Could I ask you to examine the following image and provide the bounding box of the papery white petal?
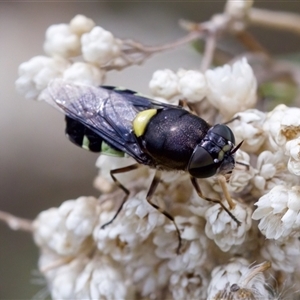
[70,15,95,35]
[205,58,257,119]
[178,70,207,103]
[44,24,81,58]
[149,69,179,99]
[63,62,104,86]
[15,56,70,100]
[81,26,121,65]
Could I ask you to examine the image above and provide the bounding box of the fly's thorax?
[137,108,210,170]
[187,124,236,178]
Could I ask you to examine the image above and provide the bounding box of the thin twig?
[123,30,204,54]
[249,8,300,35]
[0,210,33,232]
[200,32,217,71]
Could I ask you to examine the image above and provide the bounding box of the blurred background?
[1,1,300,299]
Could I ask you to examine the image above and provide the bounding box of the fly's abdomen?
[137,108,210,170]
[65,116,124,157]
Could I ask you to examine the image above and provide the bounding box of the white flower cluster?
[149,58,257,119]
[16,14,300,300]
[252,185,300,241]
[15,15,122,101]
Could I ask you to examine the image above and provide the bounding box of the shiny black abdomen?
[140,108,210,170]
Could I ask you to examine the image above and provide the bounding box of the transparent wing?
[48,79,151,163]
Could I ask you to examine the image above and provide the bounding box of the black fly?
[48,79,242,253]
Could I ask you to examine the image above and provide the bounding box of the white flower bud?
[263,104,300,150]
[63,62,104,86]
[205,201,252,252]
[124,243,169,297]
[177,70,207,103]
[81,26,121,66]
[252,150,299,197]
[78,256,132,300]
[170,267,209,300]
[15,55,70,100]
[286,137,300,176]
[231,109,266,153]
[94,192,165,260]
[44,24,81,58]
[228,150,255,193]
[261,238,300,273]
[46,254,133,300]
[205,58,257,119]
[33,196,99,256]
[252,185,300,241]
[60,197,100,236]
[149,69,179,99]
[69,15,95,35]
[155,215,208,271]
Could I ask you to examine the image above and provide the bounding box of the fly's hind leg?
[190,176,241,226]
[146,171,182,254]
[101,163,139,229]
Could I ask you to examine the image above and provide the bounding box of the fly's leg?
[223,116,240,125]
[146,171,182,254]
[179,99,192,110]
[190,176,241,226]
[101,164,139,229]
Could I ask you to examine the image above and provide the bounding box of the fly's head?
[187,124,242,179]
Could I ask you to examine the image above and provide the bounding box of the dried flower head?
[252,185,300,241]
[207,259,272,300]
[205,58,257,119]
[177,69,207,103]
[81,26,122,66]
[149,69,179,99]
[44,24,81,58]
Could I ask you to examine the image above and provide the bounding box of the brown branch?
[249,8,300,35]
[0,210,33,232]
[235,30,269,54]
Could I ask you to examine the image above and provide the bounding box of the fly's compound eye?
[187,145,219,178]
[188,124,237,178]
[210,124,235,145]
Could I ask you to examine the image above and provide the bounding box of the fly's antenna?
[230,141,251,170]
[230,140,243,155]
[236,161,250,170]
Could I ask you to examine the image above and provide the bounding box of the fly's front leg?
[190,176,241,226]
[101,164,139,229]
[146,171,182,254]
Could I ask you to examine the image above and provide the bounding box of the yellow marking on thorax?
[133,109,157,137]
